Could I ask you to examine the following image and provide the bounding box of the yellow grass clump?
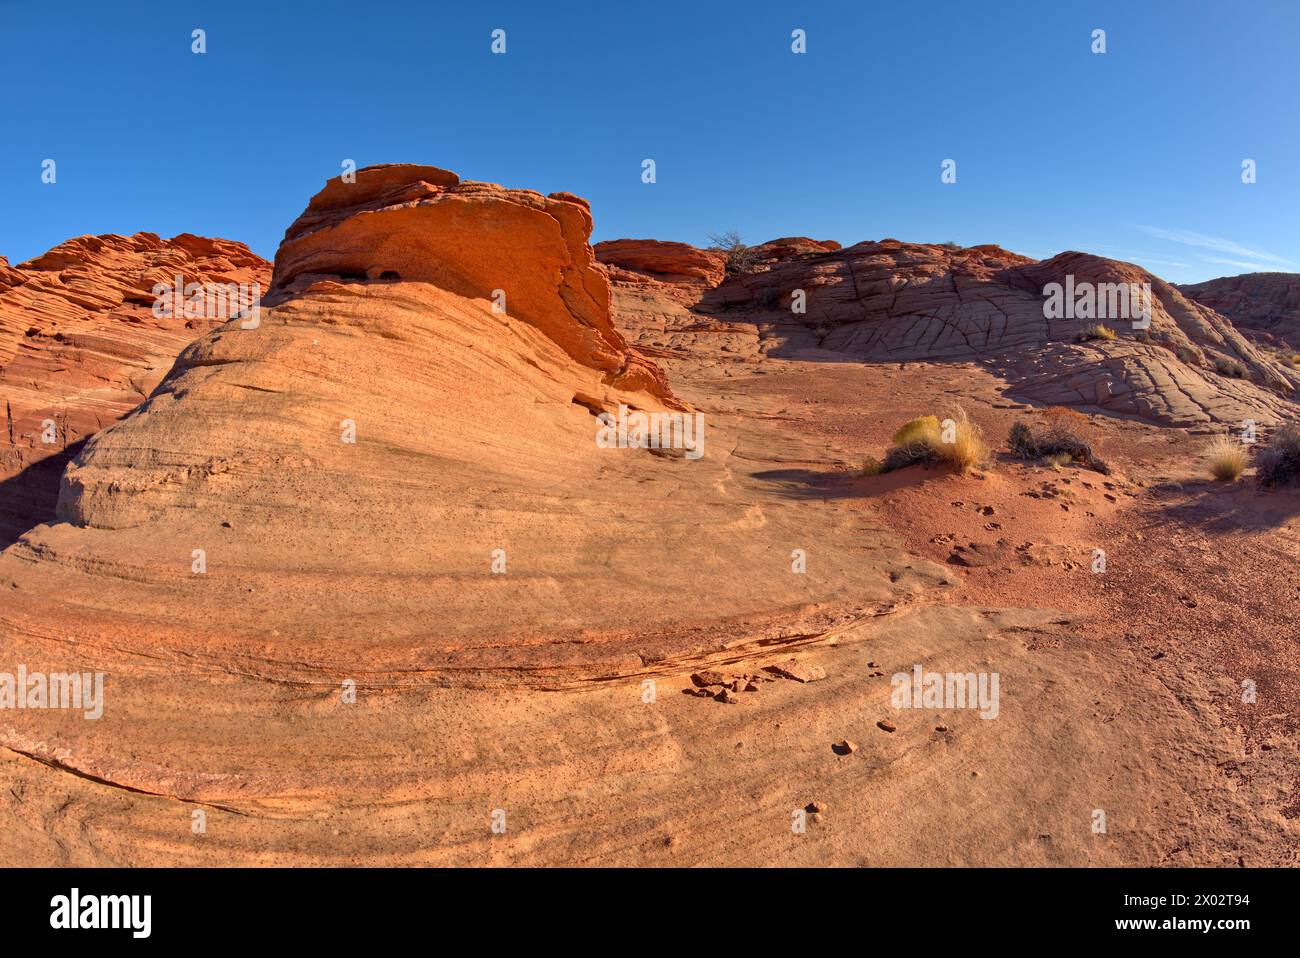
[1206,437,1247,482]
[891,415,941,446]
[1077,323,1117,342]
[881,407,987,474]
[934,407,988,473]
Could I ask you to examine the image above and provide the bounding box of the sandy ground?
[2,342,1295,866]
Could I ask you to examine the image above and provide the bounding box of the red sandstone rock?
[646,239,1295,427]
[272,164,679,406]
[0,232,270,542]
[1181,272,1300,345]
[595,239,727,288]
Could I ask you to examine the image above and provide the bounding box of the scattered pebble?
[877,720,897,733]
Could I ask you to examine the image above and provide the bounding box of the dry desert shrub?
[1205,437,1248,482]
[1007,407,1110,474]
[1076,323,1117,342]
[1214,356,1248,378]
[878,407,987,474]
[1256,424,1300,487]
[937,407,988,473]
[706,229,761,277]
[891,415,941,446]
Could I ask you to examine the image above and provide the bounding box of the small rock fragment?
[877,719,897,733]
[767,660,827,683]
[691,670,730,688]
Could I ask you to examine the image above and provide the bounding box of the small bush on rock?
[1077,323,1117,342]
[1214,357,1247,378]
[706,230,761,277]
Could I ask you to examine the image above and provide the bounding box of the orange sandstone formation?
[1,168,1295,869]
[271,164,678,406]
[0,232,270,544]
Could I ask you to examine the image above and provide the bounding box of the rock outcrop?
[5,165,937,689]
[271,164,676,404]
[0,232,270,544]
[1181,272,1300,345]
[595,239,727,290]
[2,168,1294,870]
[605,237,1296,427]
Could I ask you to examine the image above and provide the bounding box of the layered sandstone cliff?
[1181,271,1300,345]
[0,232,270,544]
[2,168,1294,868]
[603,237,1295,428]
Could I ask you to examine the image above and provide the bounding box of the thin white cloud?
[1201,257,1280,272]
[1131,258,1194,270]
[1076,244,1192,270]
[1134,226,1291,266]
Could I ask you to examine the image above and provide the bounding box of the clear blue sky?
[2,0,1296,283]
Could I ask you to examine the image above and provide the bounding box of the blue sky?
[1,0,1296,283]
